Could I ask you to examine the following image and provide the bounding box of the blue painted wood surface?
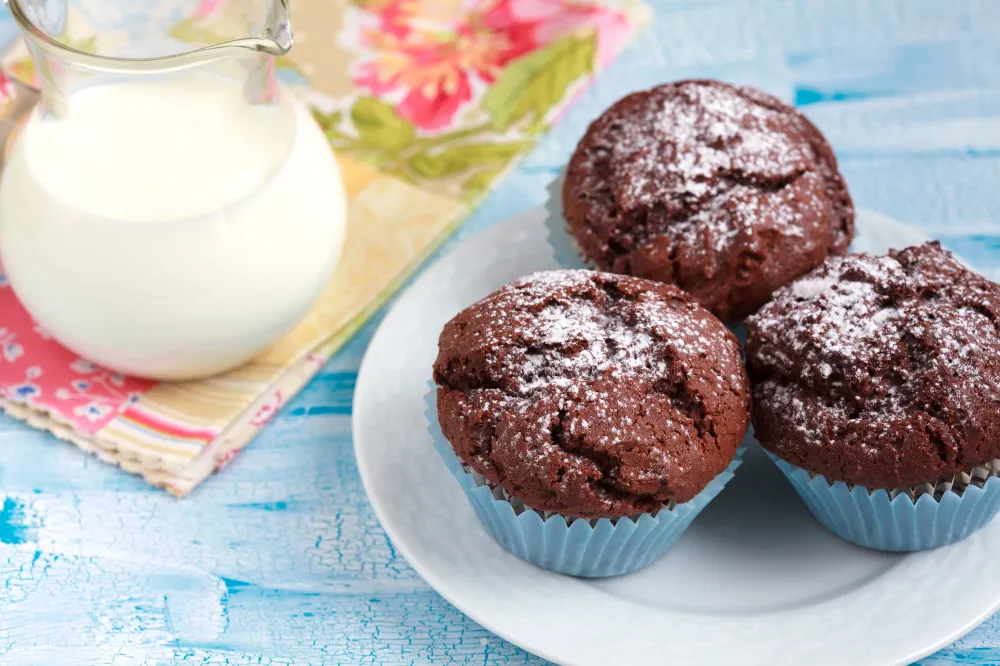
[3,1,1000,663]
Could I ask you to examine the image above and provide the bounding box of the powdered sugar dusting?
[610,83,812,209]
[665,177,821,260]
[748,243,1000,453]
[566,80,848,319]
[474,269,738,397]
[435,269,751,516]
[754,254,903,367]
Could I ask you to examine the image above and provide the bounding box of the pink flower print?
[250,390,283,427]
[215,448,241,471]
[1,329,23,364]
[7,364,42,401]
[0,287,155,434]
[70,358,98,374]
[503,0,630,69]
[4,344,24,363]
[0,68,11,102]
[193,0,226,19]
[32,324,53,340]
[72,401,113,423]
[351,0,541,130]
[9,382,40,402]
[58,360,134,402]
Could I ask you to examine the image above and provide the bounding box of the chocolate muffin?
[747,242,1000,489]
[433,269,751,519]
[563,79,854,321]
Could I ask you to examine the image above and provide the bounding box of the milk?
[0,75,347,379]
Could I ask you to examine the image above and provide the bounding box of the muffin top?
[563,79,854,321]
[433,269,750,518]
[747,242,1000,489]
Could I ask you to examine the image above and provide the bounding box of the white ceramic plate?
[354,208,1000,666]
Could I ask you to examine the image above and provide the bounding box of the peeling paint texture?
[3,1,1000,663]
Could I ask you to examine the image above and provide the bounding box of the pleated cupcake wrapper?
[543,168,591,271]
[461,465,677,523]
[426,386,743,577]
[768,452,1000,552]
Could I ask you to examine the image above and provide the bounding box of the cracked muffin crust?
[433,269,751,519]
[562,79,854,321]
[747,242,1000,489]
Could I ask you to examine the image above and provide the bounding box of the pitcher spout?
[4,0,295,115]
[262,0,293,55]
[7,0,293,61]
[180,0,293,57]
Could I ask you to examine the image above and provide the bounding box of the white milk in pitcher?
[0,74,347,379]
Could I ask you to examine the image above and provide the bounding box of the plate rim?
[353,206,1000,666]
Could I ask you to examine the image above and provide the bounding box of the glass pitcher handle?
[5,0,67,37]
[4,0,70,120]
[0,77,41,168]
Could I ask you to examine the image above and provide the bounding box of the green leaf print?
[347,0,393,9]
[481,32,597,132]
[313,109,344,132]
[461,166,507,201]
[312,97,530,196]
[408,141,529,178]
[275,55,299,74]
[168,18,219,46]
[312,108,354,146]
[64,35,98,53]
[351,97,416,150]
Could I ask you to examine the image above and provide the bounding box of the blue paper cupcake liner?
[768,452,1000,552]
[542,168,589,270]
[426,387,744,577]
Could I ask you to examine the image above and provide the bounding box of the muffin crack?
[747,242,1000,488]
[614,167,813,264]
[564,79,855,320]
[434,269,751,517]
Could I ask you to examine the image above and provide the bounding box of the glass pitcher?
[0,0,348,380]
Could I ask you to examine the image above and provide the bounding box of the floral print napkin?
[0,0,648,495]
